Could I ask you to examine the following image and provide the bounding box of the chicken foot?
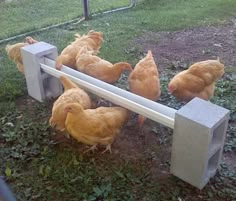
[102,144,112,154]
[83,144,98,153]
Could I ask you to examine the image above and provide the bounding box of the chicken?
[5,37,38,74]
[64,103,129,153]
[168,59,224,102]
[49,76,92,131]
[5,42,27,73]
[76,47,132,83]
[55,30,103,70]
[25,36,38,44]
[128,50,161,126]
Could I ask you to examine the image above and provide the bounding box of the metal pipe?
[41,57,176,128]
[92,0,136,16]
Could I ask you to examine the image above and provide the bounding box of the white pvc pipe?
[41,57,176,128]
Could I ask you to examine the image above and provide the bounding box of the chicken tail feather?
[59,76,78,91]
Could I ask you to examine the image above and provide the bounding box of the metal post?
[82,0,89,20]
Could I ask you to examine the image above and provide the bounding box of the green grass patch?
[0,0,130,39]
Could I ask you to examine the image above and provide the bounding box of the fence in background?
[0,0,136,44]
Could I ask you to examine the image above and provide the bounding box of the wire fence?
[0,0,136,44]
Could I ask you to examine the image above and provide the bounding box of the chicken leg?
[83,144,98,153]
[102,144,112,154]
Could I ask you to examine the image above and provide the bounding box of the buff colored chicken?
[64,103,129,153]
[55,30,103,70]
[49,76,92,131]
[75,47,132,83]
[128,50,161,126]
[25,36,38,44]
[168,59,224,102]
[5,36,38,74]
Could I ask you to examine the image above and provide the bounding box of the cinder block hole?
[207,149,221,173]
[211,120,226,146]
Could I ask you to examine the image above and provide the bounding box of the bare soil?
[134,20,236,71]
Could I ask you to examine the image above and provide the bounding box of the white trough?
[21,42,230,189]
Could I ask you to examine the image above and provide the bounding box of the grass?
[0,0,130,39]
[0,0,236,200]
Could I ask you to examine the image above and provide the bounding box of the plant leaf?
[5,166,12,177]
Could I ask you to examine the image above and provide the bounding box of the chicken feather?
[49,76,91,131]
[55,30,103,69]
[64,103,129,153]
[5,37,38,74]
[76,47,132,83]
[168,59,224,102]
[128,50,161,126]
[5,43,27,73]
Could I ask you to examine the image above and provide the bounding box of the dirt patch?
[134,21,236,71]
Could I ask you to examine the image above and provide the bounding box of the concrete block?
[170,97,230,189]
[21,42,62,102]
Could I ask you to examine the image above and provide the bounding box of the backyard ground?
[0,0,236,200]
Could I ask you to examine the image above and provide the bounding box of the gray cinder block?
[21,42,62,102]
[170,97,230,189]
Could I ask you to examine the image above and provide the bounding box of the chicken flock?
[6,30,225,153]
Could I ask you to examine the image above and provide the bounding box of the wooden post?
[82,0,89,20]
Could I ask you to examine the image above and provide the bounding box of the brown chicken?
[168,59,224,102]
[5,37,38,74]
[128,50,161,126]
[25,36,38,44]
[76,47,132,83]
[49,76,92,131]
[5,42,27,73]
[55,30,103,70]
[64,103,129,153]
